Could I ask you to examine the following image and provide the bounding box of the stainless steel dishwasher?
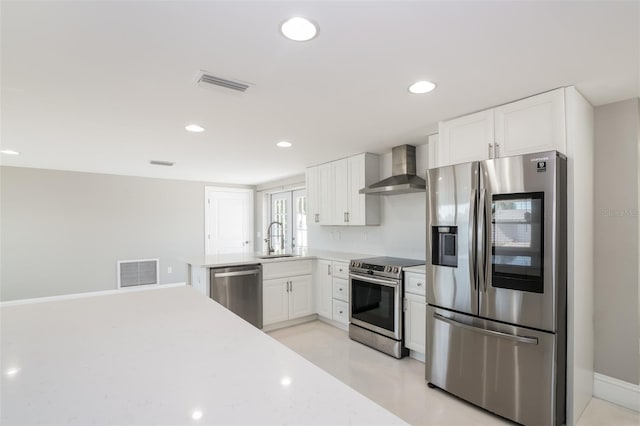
[210,264,263,329]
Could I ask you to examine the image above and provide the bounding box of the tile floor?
[269,320,640,426]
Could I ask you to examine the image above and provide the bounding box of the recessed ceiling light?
[6,367,20,376]
[185,124,204,133]
[1,150,20,155]
[280,17,318,41]
[281,376,292,386]
[408,80,436,94]
[191,410,203,420]
[276,141,292,148]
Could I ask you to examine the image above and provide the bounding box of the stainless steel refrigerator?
[425,151,566,425]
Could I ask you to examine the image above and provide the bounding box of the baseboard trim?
[262,314,318,332]
[593,373,640,412]
[317,315,349,331]
[409,350,425,363]
[0,282,187,307]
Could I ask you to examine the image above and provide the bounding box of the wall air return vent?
[195,70,252,92]
[117,259,159,289]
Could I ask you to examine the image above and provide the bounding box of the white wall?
[308,143,428,260]
[593,97,640,385]
[0,166,251,301]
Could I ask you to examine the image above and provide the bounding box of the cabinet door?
[314,260,333,319]
[495,88,566,157]
[332,158,349,225]
[306,166,320,225]
[318,163,334,225]
[405,292,426,354]
[347,154,366,225]
[439,109,494,166]
[427,133,440,169]
[289,275,313,320]
[263,278,289,326]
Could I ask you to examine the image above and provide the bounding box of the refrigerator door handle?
[433,313,539,345]
[469,189,478,290]
[478,188,489,292]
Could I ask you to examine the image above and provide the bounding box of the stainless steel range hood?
[359,144,426,195]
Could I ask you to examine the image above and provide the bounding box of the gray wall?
[594,97,640,384]
[0,166,248,301]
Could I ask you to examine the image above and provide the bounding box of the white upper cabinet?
[306,153,380,226]
[332,158,349,225]
[432,88,567,168]
[438,109,494,167]
[306,166,320,225]
[494,88,566,157]
[318,163,334,225]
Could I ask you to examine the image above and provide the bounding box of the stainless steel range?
[349,256,424,358]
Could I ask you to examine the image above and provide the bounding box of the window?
[269,189,307,251]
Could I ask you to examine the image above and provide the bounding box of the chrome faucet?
[264,221,284,254]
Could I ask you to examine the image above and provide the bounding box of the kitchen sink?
[256,254,297,259]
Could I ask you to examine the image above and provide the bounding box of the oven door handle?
[434,313,538,345]
[349,274,399,287]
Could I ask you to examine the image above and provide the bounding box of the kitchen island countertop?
[0,285,405,425]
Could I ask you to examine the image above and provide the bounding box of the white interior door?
[205,187,254,255]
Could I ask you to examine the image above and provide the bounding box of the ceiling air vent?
[195,70,251,92]
[118,259,159,289]
[150,160,175,167]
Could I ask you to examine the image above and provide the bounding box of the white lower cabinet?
[263,275,313,326]
[263,261,313,327]
[314,260,333,319]
[404,293,426,354]
[332,299,349,324]
[313,259,351,326]
[404,271,426,355]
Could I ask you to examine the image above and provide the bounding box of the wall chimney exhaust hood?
[359,144,426,195]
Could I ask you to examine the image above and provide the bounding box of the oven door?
[349,273,402,340]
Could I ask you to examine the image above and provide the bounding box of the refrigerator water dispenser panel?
[432,226,457,267]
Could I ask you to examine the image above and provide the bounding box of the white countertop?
[184,249,374,268]
[404,265,426,274]
[1,286,405,425]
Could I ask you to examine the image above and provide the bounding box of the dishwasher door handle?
[214,269,261,278]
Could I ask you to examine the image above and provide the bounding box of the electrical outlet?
[167,266,173,274]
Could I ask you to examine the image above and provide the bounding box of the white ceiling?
[1,1,638,185]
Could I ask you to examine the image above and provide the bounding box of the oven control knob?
[393,267,399,273]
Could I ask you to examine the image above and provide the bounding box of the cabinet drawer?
[332,299,349,325]
[405,272,426,296]
[332,277,349,302]
[262,259,312,279]
[332,261,349,279]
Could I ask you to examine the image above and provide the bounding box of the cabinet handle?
[417,282,423,287]
[403,297,408,312]
[286,281,289,292]
[315,213,319,223]
[339,310,343,314]
[346,212,350,223]
[495,143,499,157]
[343,212,347,223]
[328,265,331,275]
[488,143,493,159]
[339,288,343,292]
